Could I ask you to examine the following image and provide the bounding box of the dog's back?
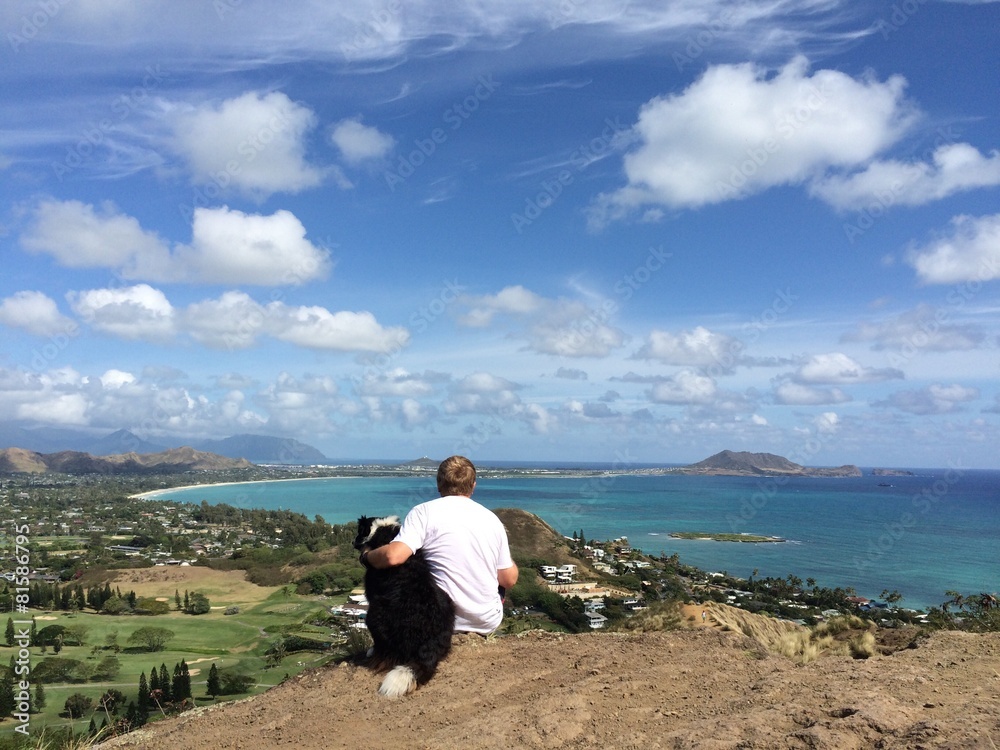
[354,516,456,697]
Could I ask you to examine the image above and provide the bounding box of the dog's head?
[353,515,401,552]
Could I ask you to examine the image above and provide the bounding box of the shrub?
[849,631,877,659]
[63,693,93,718]
[217,668,256,695]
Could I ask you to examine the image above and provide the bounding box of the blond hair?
[437,455,476,497]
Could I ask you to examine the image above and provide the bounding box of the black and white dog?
[353,515,455,698]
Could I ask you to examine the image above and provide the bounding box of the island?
[669,532,786,543]
[673,449,862,477]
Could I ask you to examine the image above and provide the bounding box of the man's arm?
[497,562,518,590]
[363,541,413,569]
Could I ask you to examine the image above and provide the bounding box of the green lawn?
[0,589,341,739]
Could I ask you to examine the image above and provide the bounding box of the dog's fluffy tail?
[379,665,417,698]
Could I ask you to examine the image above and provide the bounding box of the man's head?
[437,455,476,497]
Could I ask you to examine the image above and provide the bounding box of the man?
[361,455,518,634]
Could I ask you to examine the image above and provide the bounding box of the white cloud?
[458,286,626,358]
[179,207,331,286]
[812,143,1000,211]
[169,91,324,197]
[182,291,265,350]
[22,201,331,286]
[0,291,76,337]
[265,303,409,354]
[591,56,916,220]
[528,321,627,358]
[457,285,546,327]
[876,383,980,415]
[792,352,903,384]
[356,369,438,398]
[257,372,340,435]
[99,369,137,389]
[445,372,523,414]
[908,213,1000,284]
[331,117,395,165]
[648,370,717,404]
[634,326,738,367]
[22,200,171,274]
[774,381,852,405]
[68,284,175,342]
[814,411,840,433]
[842,304,985,351]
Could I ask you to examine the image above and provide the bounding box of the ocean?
[149,467,999,611]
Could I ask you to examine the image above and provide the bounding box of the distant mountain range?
[0,424,329,465]
[0,446,253,475]
[680,450,862,477]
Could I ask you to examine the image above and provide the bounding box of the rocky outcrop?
[679,450,861,477]
[0,446,253,474]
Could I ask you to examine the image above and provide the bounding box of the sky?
[1,1,999,468]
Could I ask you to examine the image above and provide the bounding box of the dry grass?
[614,601,683,632]
[105,566,281,604]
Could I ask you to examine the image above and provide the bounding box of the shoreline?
[130,474,364,500]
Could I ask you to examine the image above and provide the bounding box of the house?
[585,611,608,629]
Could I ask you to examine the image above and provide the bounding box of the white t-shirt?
[395,495,515,634]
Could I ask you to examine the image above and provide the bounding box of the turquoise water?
[152,469,999,611]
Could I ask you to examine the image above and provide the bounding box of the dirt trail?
[98,625,1000,750]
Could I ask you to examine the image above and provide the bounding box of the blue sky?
[1,1,999,468]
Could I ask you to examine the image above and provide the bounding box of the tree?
[175,589,182,611]
[137,672,149,714]
[172,660,191,701]
[92,654,121,681]
[101,595,129,615]
[126,627,175,652]
[0,672,15,719]
[185,591,211,615]
[158,663,171,701]
[881,589,903,605]
[217,668,256,695]
[98,688,126,714]
[207,663,221,699]
[4,618,13,647]
[34,681,46,710]
[64,692,94,719]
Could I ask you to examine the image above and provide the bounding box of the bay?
[149,468,999,611]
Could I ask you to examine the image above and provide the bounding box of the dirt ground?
[98,620,1000,750]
